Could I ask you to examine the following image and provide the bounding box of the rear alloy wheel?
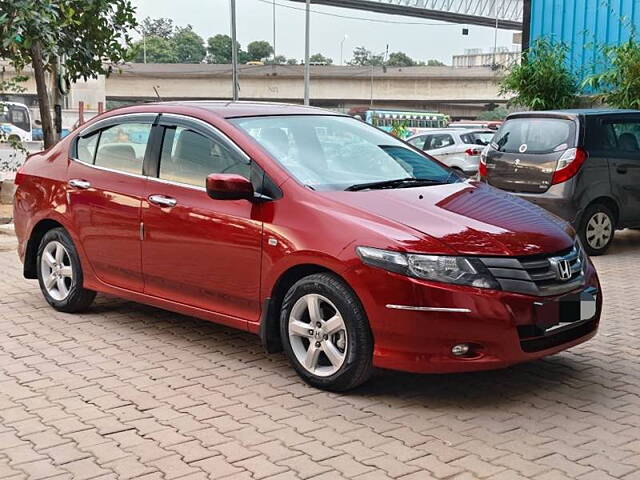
[37,228,96,312]
[580,204,615,256]
[280,273,373,391]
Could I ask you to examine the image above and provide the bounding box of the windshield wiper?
[345,177,445,192]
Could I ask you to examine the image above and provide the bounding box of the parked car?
[407,128,495,175]
[480,109,640,256]
[14,102,601,391]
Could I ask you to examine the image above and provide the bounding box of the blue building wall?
[529,0,640,76]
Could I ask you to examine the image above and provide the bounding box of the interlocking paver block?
[0,233,639,480]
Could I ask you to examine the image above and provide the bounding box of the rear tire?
[280,273,373,391]
[36,228,96,312]
[579,204,615,256]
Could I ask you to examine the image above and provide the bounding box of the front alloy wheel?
[288,294,348,377]
[280,273,373,391]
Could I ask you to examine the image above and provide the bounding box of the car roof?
[507,108,640,120]
[408,128,492,137]
[149,101,338,119]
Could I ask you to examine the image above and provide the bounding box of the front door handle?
[148,194,177,208]
[68,179,91,189]
[617,165,628,174]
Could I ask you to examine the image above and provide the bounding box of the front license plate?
[534,287,598,330]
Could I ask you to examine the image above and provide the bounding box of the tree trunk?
[31,41,55,149]
[50,58,60,144]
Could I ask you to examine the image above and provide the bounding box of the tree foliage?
[426,59,445,66]
[246,41,273,62]
[309,53,333,65]
[348,47,384,66]
[172,25,206,63]
[584,37,640,109]
[0,0,137,147]
[499,38,579,110]
[140,17,174,39]
[386,51,415,67]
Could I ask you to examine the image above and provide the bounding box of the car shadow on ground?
[85,295,606,411]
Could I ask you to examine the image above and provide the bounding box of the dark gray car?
[480,109,640,255]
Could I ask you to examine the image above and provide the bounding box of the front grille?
[518,318,598,353]
[479,242,585,296]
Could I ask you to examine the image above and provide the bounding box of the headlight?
[356,246,500,289]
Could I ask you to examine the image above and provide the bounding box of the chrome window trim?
[69,157,148,180]
[70,113,158,176]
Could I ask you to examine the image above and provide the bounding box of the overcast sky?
[131,0,519,65]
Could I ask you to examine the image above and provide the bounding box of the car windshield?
[230,115,458,191]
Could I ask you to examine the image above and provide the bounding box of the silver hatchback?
[407,128,495,175]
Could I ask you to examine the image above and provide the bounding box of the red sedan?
[13,102,602,391]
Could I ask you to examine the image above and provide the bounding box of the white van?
[0,102,33,143]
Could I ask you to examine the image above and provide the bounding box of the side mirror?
[206,173,254,201]
[34,119,42,126]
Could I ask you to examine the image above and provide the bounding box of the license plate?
[534,287,598,331]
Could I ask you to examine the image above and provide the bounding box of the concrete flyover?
[107,63,507,118]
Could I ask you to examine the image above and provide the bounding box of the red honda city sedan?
[13,102,602,391]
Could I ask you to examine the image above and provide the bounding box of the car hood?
[324,181,574,256]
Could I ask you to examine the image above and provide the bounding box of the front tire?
[579,204,615,256]
[37,228,96,312]
[280,273,373,391]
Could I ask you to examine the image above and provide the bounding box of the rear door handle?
[617,165,628,174]
[68,179,91,189]
[148,194,177,208]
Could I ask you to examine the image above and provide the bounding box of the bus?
[349,108,449,138]
[0,102,33,143]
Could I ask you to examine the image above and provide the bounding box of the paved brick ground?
[1,230,639,479]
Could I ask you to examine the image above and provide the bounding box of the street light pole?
[303,0,310,105]
[230,0,239,101]
[340,34,348,66]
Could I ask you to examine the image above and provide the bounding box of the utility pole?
[273,0,277,62]
[230,0,239,101]
[303,0,310,105]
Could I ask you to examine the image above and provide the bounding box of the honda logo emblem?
[551,258,572,281]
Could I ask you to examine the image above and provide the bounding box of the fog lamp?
[451,344,470,356]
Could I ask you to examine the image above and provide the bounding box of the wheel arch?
[259,263,352,354]
[23,219,65,279]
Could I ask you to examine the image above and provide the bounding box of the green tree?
[140,17,174,39]
[286,58,298,65]
[426,59,445,66]
[348,46,384,66]
[386,51,415,67]
[206,34,238,64]
[246,40,273,62]
[477,106,509,121]
[584,37,640,109]
[265,55,287,65]
[129,36,178,63]
[0,0,137,148]
[172,25,206,63]
[309,53,333,65]
[499,38,579,110]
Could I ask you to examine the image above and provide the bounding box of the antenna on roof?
[153,86,162,101]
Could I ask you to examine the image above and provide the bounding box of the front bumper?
[347,262,601,374]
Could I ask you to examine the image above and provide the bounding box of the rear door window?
[407,136,426,149]
[493,118,576,154]
[93,123,152,175]
[425,134,454,150]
